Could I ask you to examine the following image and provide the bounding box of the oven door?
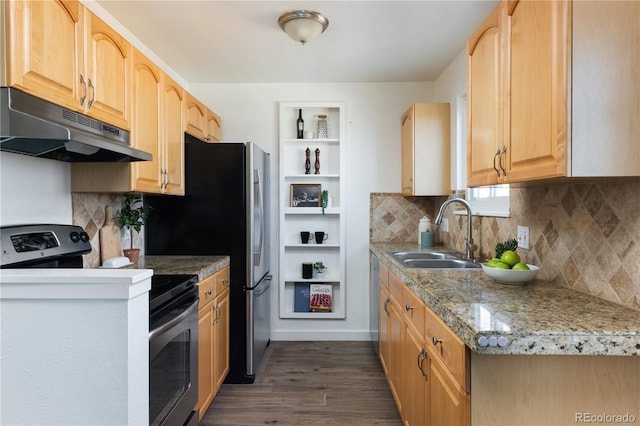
[149,297,199,426]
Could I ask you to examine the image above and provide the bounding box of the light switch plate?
[442,218,449,233]
[517,226,530,249]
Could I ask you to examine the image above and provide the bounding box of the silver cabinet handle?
[417,347,428,380]
[87,78,95,109]
[160,168,168,190]
[493,148,501,177]
[405,304,413,312]
[499,145,507,177]
[79,74,87,106]
[432,336,443,346]
[383,298,390,314]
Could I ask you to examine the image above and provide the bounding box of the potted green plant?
[116,194,152,263]
[321,190,329,215]
[313,261,327,278]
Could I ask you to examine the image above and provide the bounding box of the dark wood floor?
[201,341,402,425]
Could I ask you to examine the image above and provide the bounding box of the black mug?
[314,231,328,244]
[300,231,312,244]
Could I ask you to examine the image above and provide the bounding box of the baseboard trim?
[270,330,374,341]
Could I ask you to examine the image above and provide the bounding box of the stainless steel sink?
[390,251,457,261]
[402,258,481,269]
[388,250,481,269]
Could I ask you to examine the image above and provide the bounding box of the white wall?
[434,48,468,191]
[0,152,72,226]
[191,82,433,340]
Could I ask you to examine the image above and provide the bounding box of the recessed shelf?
[284,174,340,179]
[283,207,340,215]
[283,138,339,144]
[279,102,346,321]
[284,244,340,249]
[284,277,340,283]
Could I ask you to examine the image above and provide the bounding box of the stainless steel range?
[1,224,199,426]
[149,273,199,426]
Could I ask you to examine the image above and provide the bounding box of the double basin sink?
[389,250,481,270]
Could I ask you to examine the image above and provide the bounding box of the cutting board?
[100,206,122,264]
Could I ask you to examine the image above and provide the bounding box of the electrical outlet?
[442,218,449,233]
[517,226,530,249]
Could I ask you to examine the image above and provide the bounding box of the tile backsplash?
[370,177,640,311]
[72,193,144,268]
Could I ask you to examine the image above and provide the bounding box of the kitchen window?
[457,93,510,217]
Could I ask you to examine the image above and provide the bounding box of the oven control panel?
[11,231,60,252]
[0,224,91,268]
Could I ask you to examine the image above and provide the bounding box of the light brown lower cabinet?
[379,268,470,426]
[376,260,639,426]
[196,266,230,420]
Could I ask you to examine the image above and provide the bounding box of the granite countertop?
[370,242,640,356]
[128,255,230,282]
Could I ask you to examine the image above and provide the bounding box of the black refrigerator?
[145,135,271,384]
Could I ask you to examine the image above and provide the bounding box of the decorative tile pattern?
[370,193,447,243]
[370,178,640,311]
[71,193,145,268]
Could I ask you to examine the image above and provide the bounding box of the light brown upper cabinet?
[185,93,207,140]
[206,109,222,143]
[130,49,163,193]
[185,92,222,143]
[160,74,185,195]
[5,0,131,130]
[503,0,568,182]
[72,56,185,195]
[467,4,503,187]
[401,103,451,196]
[468,0,640,187]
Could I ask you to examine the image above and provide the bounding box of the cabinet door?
[185,93,206,140]
[197,304,215,421]
[388,295,404,415]
[504,0,568,182]
[6,0,83,111]
[401,107,415,195]
[467,4,503,187]
[84,10,131,130]
[378,284,391,375]
[161,74,185,195]
[130,48,162,193]
[206,109,222,143]
[429,353,469,426]
[213,287,230,392]
[403,323,427,426]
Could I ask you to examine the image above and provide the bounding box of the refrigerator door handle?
[253,275,272,297]
[254,168,264,266]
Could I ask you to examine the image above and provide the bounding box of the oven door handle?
[149,299,198,341]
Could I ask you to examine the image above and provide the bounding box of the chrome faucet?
[435,197,476,260]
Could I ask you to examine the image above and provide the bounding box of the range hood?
[0,87,152,162]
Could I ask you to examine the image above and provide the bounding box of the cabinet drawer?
[215,267,230,294]
[379,261,389,289]
[198,274,217,311]
[425,306,469,392]
[389,270,404,302]
[402,286,425,337]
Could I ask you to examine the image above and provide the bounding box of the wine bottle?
[297,109,304,139]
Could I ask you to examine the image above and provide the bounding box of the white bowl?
[481,263,540,285]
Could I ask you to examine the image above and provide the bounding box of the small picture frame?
[290,184,321,207]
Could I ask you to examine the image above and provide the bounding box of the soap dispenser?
[418,216,431,243]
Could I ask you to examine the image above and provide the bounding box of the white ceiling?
[95,0,498,84]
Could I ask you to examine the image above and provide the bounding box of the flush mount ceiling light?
[278,10,329,45]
